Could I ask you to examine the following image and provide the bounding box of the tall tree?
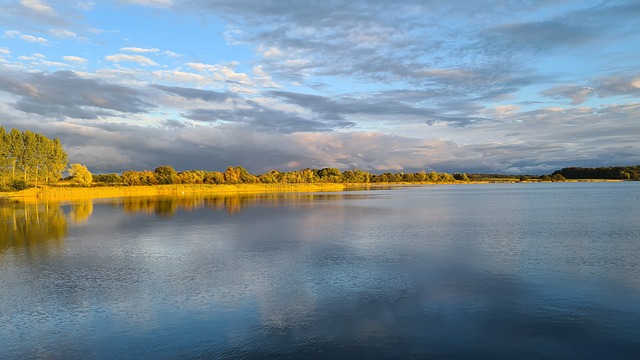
[0,127,9,187]
[47,138,67,183]
[8,128,23,180]
[0,129,68,187]
[21,130,38,182]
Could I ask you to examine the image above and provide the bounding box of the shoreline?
[1,183,351,201]
[0,179,629,201]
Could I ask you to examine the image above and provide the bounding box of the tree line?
[552,166,640,180]
[93,165,467,186]
[3,127,637,190]
[0,128,68,190]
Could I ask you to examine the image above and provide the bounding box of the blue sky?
[1,0,639,174]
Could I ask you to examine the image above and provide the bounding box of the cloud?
[186,62,252,84]
[163,50,181,58]
[17,53,45,61]
[121,47,161,54]
[485,20,597,54]
[595,76,640,98]
[20,34,50,44]
[0,69,155,119]
[182,101,355,133]
[151,70,208,84]
[152,84,232,102]
[541,85,595,105]
[0,0,71,29]
[268,90,485,127]
[3,30,21,38]
[105,53,159,66]
[3,30,50,44]
[20,0,57,17]
[120,0,173,8]
[63,56,88,64]
[48,28,77,38]
[541,74,640,104]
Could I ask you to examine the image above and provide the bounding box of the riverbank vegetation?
[1,127,637,200]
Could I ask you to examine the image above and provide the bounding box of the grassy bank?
[1,183,351,200]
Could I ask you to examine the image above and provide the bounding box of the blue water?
[1,182,639,359]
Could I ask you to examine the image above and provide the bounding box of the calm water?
[1,183,640,359]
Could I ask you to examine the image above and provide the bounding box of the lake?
[1,182,640,359]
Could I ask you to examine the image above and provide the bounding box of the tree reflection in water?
[116,192,370,217]
[0,199,68,252]
[0,192,373,252]
[69,201,94,224]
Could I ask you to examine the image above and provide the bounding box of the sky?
[0,0,639,175]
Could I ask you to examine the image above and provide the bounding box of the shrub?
[9,179,30,191]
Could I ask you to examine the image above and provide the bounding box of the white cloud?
[3,31,21,38]
[20,0,57,16]
[8,31,51,44]
[152,70,208,84]
[18,55,37,61]
[252,65,278,88]
[64,56,88,63]
[163,51,181,58]
[105,53,159,66]
[259,46,283,58]
[120,0,173,8]
[40,60,68,67]
[186,62,251,84]
[49,28,77,38]
[121,47,160,54]
[0,47,10,55]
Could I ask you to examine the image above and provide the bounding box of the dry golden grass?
[3,183,348,201]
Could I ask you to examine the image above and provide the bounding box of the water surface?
[1,183,639,359]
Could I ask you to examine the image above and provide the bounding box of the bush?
[9,179,30,191]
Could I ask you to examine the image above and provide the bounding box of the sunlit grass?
[3,183,349,200]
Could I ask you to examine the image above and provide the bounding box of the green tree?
[318,168,342,182]
[177,170,204,184]
[258,171,279,184]
[121,170,141,185]
[223,166,257,184]
[0,129,67,185]
[47,138,67,183]
[21,130,38,182]
[69,164,93,185]
[203,171,225,184]
[237,166,258,183]
[8,128,23,180]
[453,173,470,182]
[93,173,121,183]
[154,165,178,184]
[0,127,10,187]
[224,166,240,184]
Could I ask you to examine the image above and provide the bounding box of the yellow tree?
[69,164,93,185]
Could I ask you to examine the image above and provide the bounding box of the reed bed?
[3,183,348,201]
